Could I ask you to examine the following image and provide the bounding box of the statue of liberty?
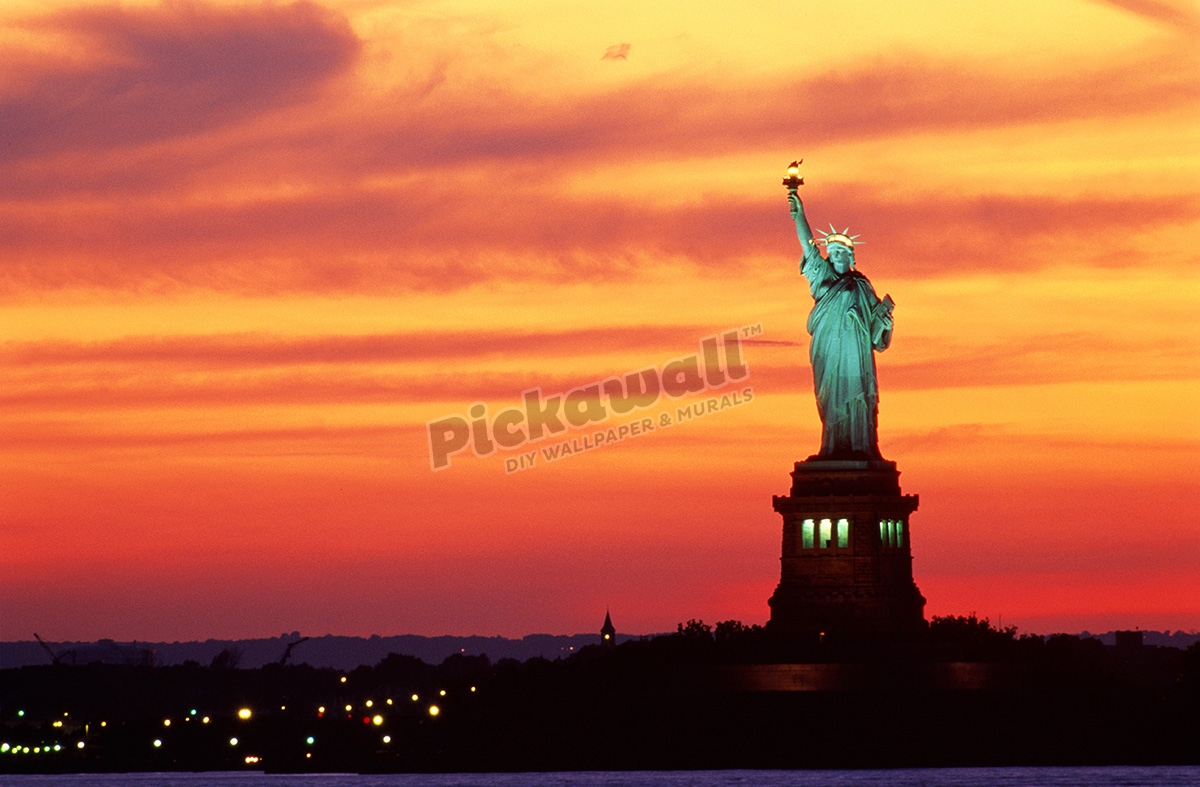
[786,174,894,460]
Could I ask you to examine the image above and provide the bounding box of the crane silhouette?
[33,633,76,666]
[279,636,311,665]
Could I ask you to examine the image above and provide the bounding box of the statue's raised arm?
[789,190,835,294]
[788,191,816,251]
[783,164,892,461]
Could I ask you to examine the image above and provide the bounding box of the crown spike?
[816,228,862,249]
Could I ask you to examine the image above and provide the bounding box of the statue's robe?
[801,246,892,459]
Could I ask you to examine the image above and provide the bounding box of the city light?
[386,699,393,705]
[382,735,391,743]
[344,704,352,712]
[340,676,347,683]
[245,755,261,764]
[411,694,419,701]
[52,721,63,728]
[229,737,238,746]
[238,708,252,720]
[372,715,383,726]
[163,719,170,726]
[1,744,9,752]
[365,700,373,708]
[306,736,315,745]
[153,739,162,748]
[318,706,325,714]
[470,686,476,692]
[190,709,197,716]
[428,705,440,717]
[76,742,85,749]
[439,690,446,696]
[202,717,210,724]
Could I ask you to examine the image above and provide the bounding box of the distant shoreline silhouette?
[3,618,1199,774]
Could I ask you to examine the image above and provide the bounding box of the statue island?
[767,162,926,636]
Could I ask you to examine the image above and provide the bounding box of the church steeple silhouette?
[600,610,616,648]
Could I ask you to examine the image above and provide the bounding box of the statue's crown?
[817,224,862,249]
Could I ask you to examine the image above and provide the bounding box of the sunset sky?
[2,0,1197,643]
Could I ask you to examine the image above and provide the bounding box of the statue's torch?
[782,160,804,192]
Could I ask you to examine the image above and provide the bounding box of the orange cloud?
[1,186,1194,296]
[1,324,711,367]
[0,1,1192,302]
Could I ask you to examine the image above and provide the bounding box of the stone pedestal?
[768,459,926,635]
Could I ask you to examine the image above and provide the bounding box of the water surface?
[3,767,1200,787]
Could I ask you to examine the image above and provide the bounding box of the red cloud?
[1091,0,1200,34]
[0,1,359,162]
[0,324,730,411]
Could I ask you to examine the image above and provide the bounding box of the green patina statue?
[787,188,894,460]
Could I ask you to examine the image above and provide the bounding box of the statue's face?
[828,243,853,274]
